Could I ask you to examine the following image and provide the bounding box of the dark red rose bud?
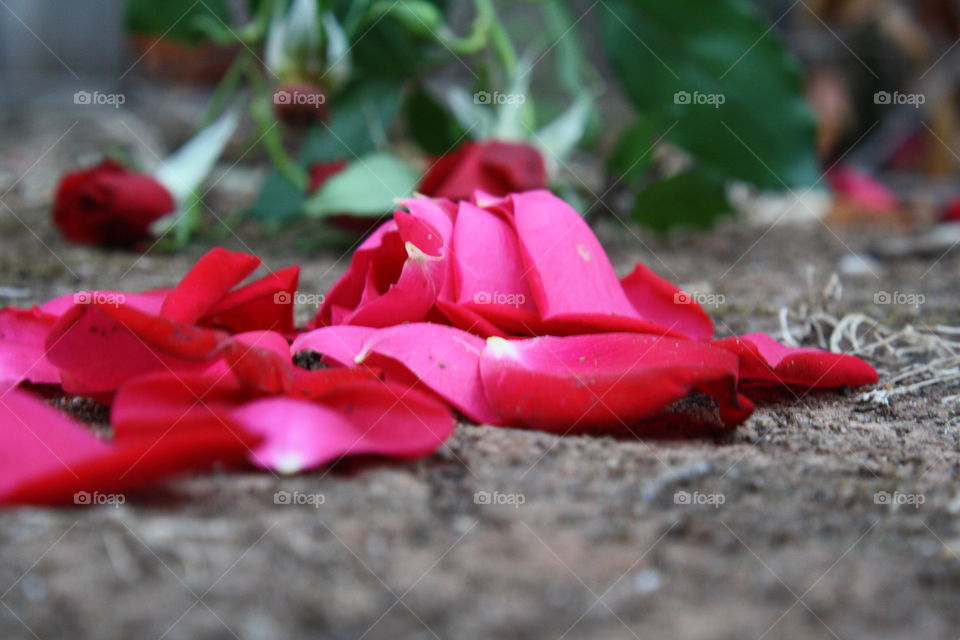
[273,83,330,127]
[418,140,547,202]
[52,159,176,249]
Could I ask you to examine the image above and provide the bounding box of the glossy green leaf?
[631,169,731,231]
[300,81,403,163]
[247,172,306,222]
[601,0,818,189]
[607,118,662,187]
[405,87,467,155]
[125,0,231,44]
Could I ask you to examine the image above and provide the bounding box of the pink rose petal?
[291,325,380,366]
[0,307,60,385]
[230,380,455,473]
[358,323,499,424]
[448,201,539,333]
[294,323,498,424]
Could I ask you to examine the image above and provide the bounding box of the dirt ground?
[1,106,959,640]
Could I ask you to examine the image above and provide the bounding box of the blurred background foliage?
[2,0,958,239]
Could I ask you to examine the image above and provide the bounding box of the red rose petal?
[713,332,878,389]
[479,333,752,433]
[342,216,447,328]
[160,247,261,324]
[620,264,714,341]
[418,141,547,202]
[45,302,228,396]
[112,371,247,437]
[200,265,300,334]
[217,331,295,395]
[0,388,255,505]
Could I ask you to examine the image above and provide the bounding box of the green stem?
[246,64,308,189]
[439,0,495,55]
[485,2,518,77]
[198,53,252,129]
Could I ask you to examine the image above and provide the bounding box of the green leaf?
[405,86,467,155]
[343,1,445,79]
[607,118,661,186]
[535,94,592,171]
[304,152,420,218]
[300,81,403,163]
[631,169,731,231]
[600,0,818,189]
[247,172,306,222]
[153,109,240,204]
[444,86,493,140]
[124,0,231,44]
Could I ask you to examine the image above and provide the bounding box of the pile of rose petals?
[0,190,877,505]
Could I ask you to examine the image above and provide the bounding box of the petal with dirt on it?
[712,332,878,389]
[216,332,295,395]
[479,333,752,433]
[45,303,229,396]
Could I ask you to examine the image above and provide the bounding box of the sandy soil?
[1,105,959,640]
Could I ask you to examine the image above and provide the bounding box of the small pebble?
[632,569,662,595]
[838,253,882,277]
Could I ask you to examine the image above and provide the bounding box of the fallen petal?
[0,307,60,385]
[479,333,752,433]
[0,388,254,505]
[160,248,261,323]
[713,332,878,390]
[231,381,455,473]
[294,323,499,424]
[620,264,714,341]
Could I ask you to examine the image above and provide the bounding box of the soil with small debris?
[1,106,959,640]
